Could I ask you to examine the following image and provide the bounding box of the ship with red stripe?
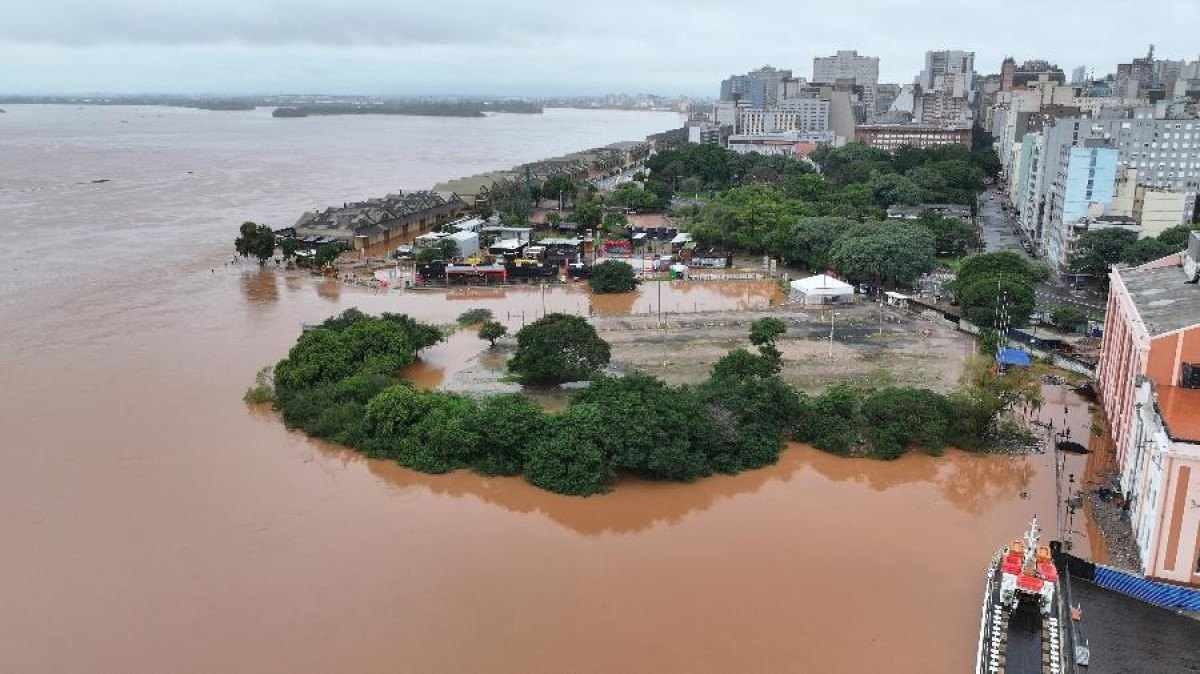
[976,517,1065,674]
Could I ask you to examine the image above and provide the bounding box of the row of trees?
[234,221,341,267]
[644,143,817,195]
[668,145,992,285]
[810,142,995,205]
[257,309,1037,497]
[1068,225,1200,277]
[690,204,950,287]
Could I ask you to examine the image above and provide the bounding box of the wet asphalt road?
[978,189,1032,259]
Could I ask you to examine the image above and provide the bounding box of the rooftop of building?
[1070,579,1200,673]
[1156,385,1200,443]
[1117,262,1200,336]
[856,122,972,131]
[294,190,463,236]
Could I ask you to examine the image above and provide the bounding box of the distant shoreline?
[0,96,543,117]
[272,101,542,118]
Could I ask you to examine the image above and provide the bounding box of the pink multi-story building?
[1096,232,1200,585]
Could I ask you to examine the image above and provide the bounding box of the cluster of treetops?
[1068,224,1200,277]
[484,136,999,285]
[249,306,1042,497]
[234,221,342,267]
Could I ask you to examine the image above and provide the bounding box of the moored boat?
[976,517,1064,674]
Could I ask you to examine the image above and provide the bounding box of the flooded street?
[0,106,1103,673]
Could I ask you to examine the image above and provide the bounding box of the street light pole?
[828,310,836,360]
[657,275,662,324]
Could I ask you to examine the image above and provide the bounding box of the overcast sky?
[2,0,1198,97]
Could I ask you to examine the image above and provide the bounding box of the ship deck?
[1004,600,1044,674]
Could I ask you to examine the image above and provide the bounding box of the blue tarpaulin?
[997,347,1031,367]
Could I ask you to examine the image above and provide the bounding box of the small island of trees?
[248,308,1042,497]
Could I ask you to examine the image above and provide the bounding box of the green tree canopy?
[828,222,936,286]
[1051,306,1088,332]
[710,348,779,382]
[1068,228,1138,276]
[542,174,577,205]
[749,317,787,347]
[957,274,1036,329]
[608,182,661,211]
[1156,225,1200,249]
[763,217,854,270]
[364,387,480,473]
[917,215,977,257]
[690,184,809,252]
[508,313,611,384]
[478,320,507,347]
[416,238,458,264]
[602,212,629,235]
[588,260,637,294]
[314,244,341,267]
[280,237,299,260]
[524,403,614,496]
[861,387,953,459]
[469,394,547,476]
[1120,237,1178,266]
[955,251,1046,290]
[749,317,787,363]
[235,221,276,263]
[573,199,602,227]
[571,374,715,481]
[869,172,924,208]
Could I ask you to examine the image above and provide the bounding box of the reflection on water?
[290,434,1059,673]
[239,268,278,304]
[317,439,1040,537]
[315,277,340,302]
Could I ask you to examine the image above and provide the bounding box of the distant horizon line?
[0,91,710,101]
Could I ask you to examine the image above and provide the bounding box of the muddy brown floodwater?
[1,107,1103,674]
[2,271,1103,674]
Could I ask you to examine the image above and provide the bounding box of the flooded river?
[0,106,1100,673]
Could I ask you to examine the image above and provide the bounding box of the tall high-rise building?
[920,50,975,95]
[1071,66,1087,85]
[1000,57,1016,92]
[812,50,879,86]
[719,66,792,108]
[1044,142,1121,271]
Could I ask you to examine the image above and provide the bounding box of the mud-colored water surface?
[0,105,1099,674]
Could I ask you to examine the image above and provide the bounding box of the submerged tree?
[478,320,507,347]
[508,313,611,385]
[235,221,277,264]
[588,260,637,294]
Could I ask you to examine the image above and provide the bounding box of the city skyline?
[2,0,1198,96]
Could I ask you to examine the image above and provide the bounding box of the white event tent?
[789,274,855,305]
